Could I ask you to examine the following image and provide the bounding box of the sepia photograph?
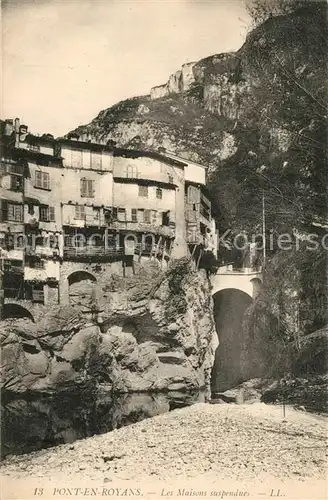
[0,0,327,498]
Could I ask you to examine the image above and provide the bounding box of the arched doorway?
[3,304,34,322]
[67,271,97,309]
[211,288,252,394]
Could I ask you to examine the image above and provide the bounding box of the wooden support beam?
[196,248,203,270]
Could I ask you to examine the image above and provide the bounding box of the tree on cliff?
[246,0,310,26]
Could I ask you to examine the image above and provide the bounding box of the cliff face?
[68,3,327,354]
[1,260,216,397]
[69,4,326,228]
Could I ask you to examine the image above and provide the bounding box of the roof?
[25,134,56,145]
[58,137,115,153]
[158,149,207,170]
[113,147,186,168]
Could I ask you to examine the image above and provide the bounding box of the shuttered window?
[35,170,50,190]
[80,178,94,197]
[144,209,151,224]
[6,203,23,222]
[117,208,126,222]
[131,209,137,222]
[49,207,55,221]
[75,205,85,219]
[39,205,55,222]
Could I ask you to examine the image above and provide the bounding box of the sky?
[2,0,251,137]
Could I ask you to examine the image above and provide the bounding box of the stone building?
[0,118,217,321]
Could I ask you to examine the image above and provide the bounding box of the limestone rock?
[1,259,215,398]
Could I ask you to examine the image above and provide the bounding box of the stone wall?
[1,259,216,397]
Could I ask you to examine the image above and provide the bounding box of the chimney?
[4,119,14,136]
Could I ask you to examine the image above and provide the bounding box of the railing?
[25,246,60,258]
[216,265,262,274]
[64,246,124,259]
[63,243,169,260]
[110,221,175,238]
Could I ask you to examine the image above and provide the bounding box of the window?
[117,208,126,222]
[32,284,44,304]
[29,144,40,152]
[138,185,148,197]
[75,205,85,219]
[91,153,102,170]
[10,175,23,192]
[131,209,137,222]
[39,205,55,222]
[156,188,163,199]
[144,209,151,224]
[168,174,173,184]
[7,203,23,222]
[35,170,50,190]
[30,260,44,269]
[71,149,82,168]
[162,211,170,226]
[125,165,138,178]
[151,210,157,225]
[80,178,94,198]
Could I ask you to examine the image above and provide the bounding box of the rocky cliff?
[1,260,216,398]
[68,3,327,343]
[69,3,326,229]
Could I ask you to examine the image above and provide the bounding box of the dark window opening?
[131,209,137,222]
[162,211,170,226]
[10,175,23,192]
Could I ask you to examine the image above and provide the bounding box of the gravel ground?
[1,402,327,499]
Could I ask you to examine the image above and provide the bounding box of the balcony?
[25,246,60,259]
[63,245,124,261]
[110,221,175,238]
[62,214,111,228]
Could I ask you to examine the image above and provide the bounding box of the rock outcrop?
[0,260,216,397]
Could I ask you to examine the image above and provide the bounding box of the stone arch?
[67,270,97,286]
[211,288,253,393]
[67,270,97,308]
[3,304,34,322]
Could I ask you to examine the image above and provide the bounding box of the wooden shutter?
[144,209,151,223]
[35,170,42,187]
[16,205,23,222]
[80,179,87,197]
[131,209,137,222]
[117,208,126,222]
[1,201,8,222]
[43,172,50,190]
[87,180,94,197]
[49,207,55,221]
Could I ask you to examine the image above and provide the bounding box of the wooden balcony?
[25,246,61,259]
[110,221,175,238]
[63,245,124,261]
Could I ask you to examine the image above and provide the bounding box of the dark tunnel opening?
[211,288,252,394]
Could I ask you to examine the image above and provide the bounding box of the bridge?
[211,265,263,299]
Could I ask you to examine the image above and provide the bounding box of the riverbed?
[1,402,327,500]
